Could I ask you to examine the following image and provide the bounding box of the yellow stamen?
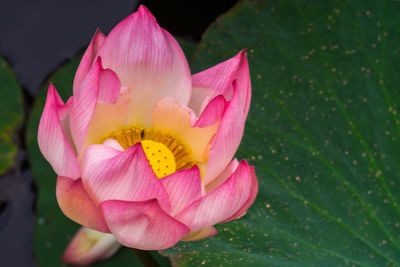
[103,125,195,178]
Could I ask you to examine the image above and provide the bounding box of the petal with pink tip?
[205,80,250,184]
[38,84,80,179]
[190,51,251,184]
[221,164,257,223]
[56,176,109,232]
[101,199,190,250]
[175,160,256,232]
[152,97,219,162]
[181,226,218,241]
[99,5,192,126]
[62,227,121,266]
[81,143,170,212]
[98,69,121,104]
[71,58,123,152]
[194,95,227,128]
[70,58,102,153]
[205,158,239,193]
[189,50,249,115]
[160,166,202,216]
[73,30,105,95]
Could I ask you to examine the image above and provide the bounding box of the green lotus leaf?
[162,0,400,266]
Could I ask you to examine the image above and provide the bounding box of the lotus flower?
[38,5,258,251]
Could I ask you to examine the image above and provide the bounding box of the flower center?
[104,125,195,178]
[141,140,175,178]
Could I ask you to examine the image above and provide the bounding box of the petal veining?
[56,176,110,232]
[176,160,256,232]
[38,84,80,179]
[81,143,171,212]
[99,5,192,126]
[101,199,190,250]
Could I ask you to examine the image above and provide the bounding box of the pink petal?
[62,227,121,266]
[194,95,227,128]
[101,199,190,250]
[81,143,170,212]
[56,176,109,232]
[181,226,218,241]
[102,138,124,151]
[205,158,239,193]
[189,50,249,115]
[98,5,192,126]
[190,51,251,184]
[82,86,130,150]
[98,69,121,104]
[71,58,123,152]
[175,160,256,232]
[221,164,258,223]
[73,30,105,95]
[70,58,102,153]
[38,84,80,179]
[205,79,250,184]
[152,97,219,162]
[160,166,202,216]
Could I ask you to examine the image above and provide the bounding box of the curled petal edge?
[176,160,257,232]
[38,84,80,179]
[56,176,110,233]
[73,29,105,95]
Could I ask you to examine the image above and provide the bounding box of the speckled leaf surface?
[161,0,400,266]
[26,57,149,266]
[0,58,23,175]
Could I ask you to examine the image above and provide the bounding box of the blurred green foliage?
[0,58,23,175]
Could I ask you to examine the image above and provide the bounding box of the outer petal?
[191,51,251,184]
[205,79,250,184]
[176,160,257,232]
[81,143,170,212]
[98,5,192,126]
[205,158,239,193]
[73,30,105,95]
[181,226,218,241]
[56,176,110,233]
[38,84,80,179]
[101,199,190,250]
[70,58,102,153]
[62,227,121,266]
[152,97,219,162]
[70,57,122,152]
[194,95,227,128]
[221,164,258,223]
[160,166,202,216]
[190,50,250,115]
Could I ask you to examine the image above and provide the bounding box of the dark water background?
[0,0,237,266]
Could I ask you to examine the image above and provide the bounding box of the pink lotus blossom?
[38,5,258,252]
